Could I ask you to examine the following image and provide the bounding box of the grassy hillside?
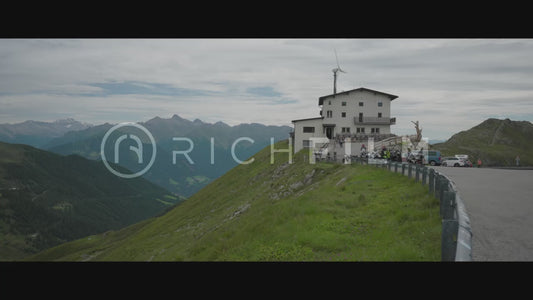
[432,118,533,166]
[0,141,180,260]
[29,140,441,261]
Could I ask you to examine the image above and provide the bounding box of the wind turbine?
[332,48,347,95]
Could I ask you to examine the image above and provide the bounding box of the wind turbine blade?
[334,48,340,68]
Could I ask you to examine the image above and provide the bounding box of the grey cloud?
[1,39,533,141]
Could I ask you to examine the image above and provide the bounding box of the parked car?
[455,154,469,161]
[441,157,466,167]
[427,150,442,166]
[462,160,473,167]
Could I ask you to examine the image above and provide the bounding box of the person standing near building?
[477,158,482,168]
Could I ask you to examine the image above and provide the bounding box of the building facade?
[291,87,398,154]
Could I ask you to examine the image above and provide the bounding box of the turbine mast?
[332,48,346,95]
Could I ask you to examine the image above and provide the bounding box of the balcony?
[354,117,396,125]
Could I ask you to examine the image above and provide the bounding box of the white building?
[291,87,398,154]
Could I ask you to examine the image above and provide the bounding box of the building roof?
[318,87,398,106]
[291,116,324,123]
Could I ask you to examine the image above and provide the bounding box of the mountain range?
[0,115,291,259]
[0,141,178,260]
[0,118,92,148]
[0,116,293,198]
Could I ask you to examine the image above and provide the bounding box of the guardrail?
[350,158,473,261]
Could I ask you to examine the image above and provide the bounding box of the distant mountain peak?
[148,116,162,122]
[214,121,230,127]
[53,118,92,128]
[0,118,92,148]
[54,118,77,123]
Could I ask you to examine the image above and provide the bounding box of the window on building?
[303,126,315,133]
[303,140,311,148]
[328,100,331,105]
[356,127,365,133]
[371,128,380,134]
[378,112,382,118]
[378,102,383,107]
[359,101,364,107]
[341,112,346,118]
[326,110,332,118]
[342,101,346,106]
[342,127,350,133]
[376,128,380,134]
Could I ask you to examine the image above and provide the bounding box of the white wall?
[292,118,325,153]
[320,89,393,135]
[292,89,398,155]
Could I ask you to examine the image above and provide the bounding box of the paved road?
[433,166,533,261]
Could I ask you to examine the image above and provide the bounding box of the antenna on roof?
[332,48,347,95]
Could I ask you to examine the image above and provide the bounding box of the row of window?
[303,126,381,134]
[354,127,380,133]
[323,111,383,118]
[328,100,383,107]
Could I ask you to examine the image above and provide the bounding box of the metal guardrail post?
[408,164,412,178]
[401,163,406,176]
[415,165,420,182]
[422,167,427,186]
[438,177,449,218]
[435,173,441,196]
[394,162,398,173]
[428,168,435,195]
[442,219,459,261]
[439,177,448,204]
[442,191,456,220]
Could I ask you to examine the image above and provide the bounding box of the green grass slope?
[29,140,441,261]
[432,118,533,166]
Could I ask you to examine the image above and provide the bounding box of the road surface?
[433,166,533,261]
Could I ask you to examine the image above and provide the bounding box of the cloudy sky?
[1,38,532,140]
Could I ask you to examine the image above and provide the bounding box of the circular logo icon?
[100,122,157,179]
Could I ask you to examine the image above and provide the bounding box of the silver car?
[441,157,465,167]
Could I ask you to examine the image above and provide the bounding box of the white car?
[441,157,466,167]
